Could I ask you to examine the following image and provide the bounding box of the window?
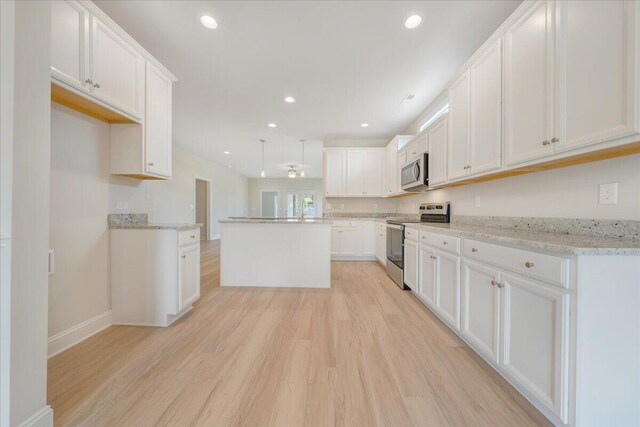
[260,191,279,217]
[418,103,449,132]
[284,191,317,218]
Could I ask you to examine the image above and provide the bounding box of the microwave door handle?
[413,163,420,181]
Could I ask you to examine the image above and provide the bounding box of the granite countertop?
[403,222,640,256]
[220,218,332,224]
[110,223,202,231]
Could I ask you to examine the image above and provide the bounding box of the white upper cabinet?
[324,149,346,196]
[504,1,555,165]
[346,151,365,196]
[91,16,145,120]
[555,0,638,152]
[469,39,502,174]
[51,0,90,91]
[325,148,384,197]
[384,141,398,196]
[144,62,172,178]
[448,70,471,180]
[427,115,448,186]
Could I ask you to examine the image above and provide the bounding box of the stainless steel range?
[385,202,451,289]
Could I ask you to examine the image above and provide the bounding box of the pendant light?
[260,139,266,178]
[300,139,306,177]
[287,165,297,179]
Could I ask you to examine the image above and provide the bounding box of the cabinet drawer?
[463,239,569,288]
[332,220,358,228]
[179,229,200,246]
[404,227,418,241]
[419,230,461,254]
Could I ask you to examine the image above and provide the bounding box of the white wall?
[323,138,389,148]
[49,103,249,338]
[248,178,323,217]
[10,1,52,425]
[396,154,640,220]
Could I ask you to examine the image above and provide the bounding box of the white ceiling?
[94,0,521,178]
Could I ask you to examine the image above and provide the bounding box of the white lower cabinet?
[374,222,387,266]
[461,260,501,363]
[434,251,460,329]
[417,245,436,307]
[178,244,201,313]
[501,273,568,422]
[331,220,375,260]
[403,239,418,291]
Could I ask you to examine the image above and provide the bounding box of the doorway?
[195,177,210,240]
[260,190,279,217]
[284,191,318,218]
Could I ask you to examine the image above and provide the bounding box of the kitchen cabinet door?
[144,62,172,178]
[418,245,436,308]
[501,273,569,422]
[470,38,502,175]
[363,150,384,196]
[461,260,501,363]
[51,0,90,91]
[384,142,397,196]
[330,227,342,256]
[324,150,346,196]
[504,1,554,165]
[339,227,361,256]
[404,239,418,291]
[555,0,638,152]
[378,225,387,265]
[435,250,460,329]
[448,70,471,180]
[178,244,200,312]
[91,15,144,119]
[427,116,447,186]
[345,151,365,196]
[360,221,375,256]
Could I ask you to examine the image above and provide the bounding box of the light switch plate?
[599,183,618,204]
[474,196,481,207]
[116,201,128,210]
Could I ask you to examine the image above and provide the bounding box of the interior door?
[427,116,448,186]
[461,260,501,363]
[51,0,89,91]
[178,244,200,312]
[555,0,638,152]
[418,245,436,308]
[91,15,144,119]
[435,251,460,329]
[324,150,345,196]
[504,1,554,165]
[501,273,569,422]
[447,70,471,180]
[363,150,384,196]
[345,150,365,196]
[470,38,502,175]
[144,62,172,177]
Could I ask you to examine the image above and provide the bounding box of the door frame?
[259,190,280,217]
[193,176,212,240]
[283,190,320,218]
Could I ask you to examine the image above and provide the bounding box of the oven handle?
[386,224,404,230]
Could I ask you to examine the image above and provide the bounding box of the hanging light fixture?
[287,165,297,179]
[299,139,306,177]
[260,139,266,178]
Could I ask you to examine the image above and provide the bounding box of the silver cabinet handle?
[85,78,93,84]
[490,280,496,286]
[525,261,535,268]
[93,82,100,88]
[471,248,478,252]
[148,162,154,166]
[551,137,559,143]
[542,140,551,146]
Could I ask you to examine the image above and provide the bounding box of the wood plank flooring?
[48,240,550,426]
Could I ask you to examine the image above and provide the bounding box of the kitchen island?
[219,218,332,288]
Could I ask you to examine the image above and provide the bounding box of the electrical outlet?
[340,203,345,210]
[326,203,332,210]
[116,201,128,210]
[373,203,378,210]
[599,183,618,205]
[475,196,481,207]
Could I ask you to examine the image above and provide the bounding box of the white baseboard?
[48,310,112,358]
[18,406,53,427]
[209,234,220,241]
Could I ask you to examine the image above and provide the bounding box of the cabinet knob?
[181,255,186,259]
[442,241,448,245]
[525,261,535,268]
[93,82,100,88]
[551,137,559,143]
[85,78,93,84]
[542,140,551,146]
[190,235,195,239]
[148,162,154,166]
[490,280,496,286]
[471,248,478,252]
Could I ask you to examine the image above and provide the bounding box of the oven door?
[401,158,421,190]
[386,224,404,268]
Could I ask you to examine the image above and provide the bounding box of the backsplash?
[108,213,148,227]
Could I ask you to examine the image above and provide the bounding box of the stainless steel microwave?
[401,153,429,191]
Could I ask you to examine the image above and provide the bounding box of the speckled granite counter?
[404,222,640,256]
[108,213,200,231]
[221,218,332,224]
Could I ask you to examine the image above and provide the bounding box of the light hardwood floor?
[48,240,550,426]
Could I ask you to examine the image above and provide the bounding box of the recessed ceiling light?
[268,123,277,128]
[200,15,218,29]
[361,123,369,128]
[223,151,230,154]
[284,96,296,103]
[405,15,422,29]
